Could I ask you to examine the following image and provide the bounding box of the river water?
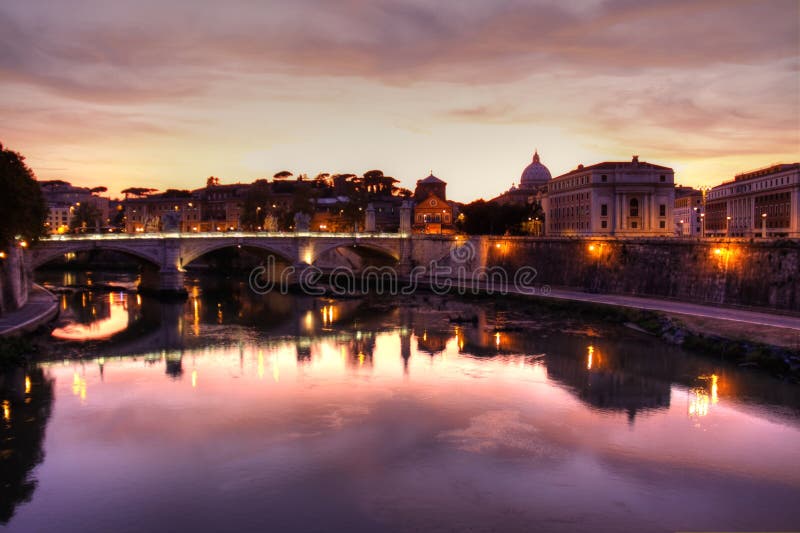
[2,272,800,532]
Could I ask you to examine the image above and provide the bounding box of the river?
[2,271,799,532]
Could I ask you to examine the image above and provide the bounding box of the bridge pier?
[139,267,187,297]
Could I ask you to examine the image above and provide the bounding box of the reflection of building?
[704,163,799,238]
[544,345,671,423]
[673,186,704,236]
[543,156,675,236]
[414,328,451,355]
[413,174,456,234]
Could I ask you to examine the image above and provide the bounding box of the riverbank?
[403,278,798,380]
[0,284,58,338]
[464,285,800,381]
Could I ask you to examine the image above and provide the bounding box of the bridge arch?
[29,242,162,270]
[310,240,400,267]
[179,241,296,268]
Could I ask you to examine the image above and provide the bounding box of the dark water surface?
[2,272,800,532]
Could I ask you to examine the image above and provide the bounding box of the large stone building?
[543,156,675,237]
[413,174,456,234]
[40,180,110,234]
[704,163,800,238]
[673,186,704,237]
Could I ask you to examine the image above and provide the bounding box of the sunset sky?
[2,0,798,202]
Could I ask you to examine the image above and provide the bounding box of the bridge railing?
[41,231,412,241]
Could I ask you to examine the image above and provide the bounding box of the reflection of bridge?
[28,232,469,292]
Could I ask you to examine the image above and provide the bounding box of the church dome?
[519,150,551,189]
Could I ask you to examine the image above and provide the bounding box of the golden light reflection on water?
[688,374,720,419]
[52,292,130,341]
[2,399,10,422]
[72,371,87,403]
[25,376,31,394]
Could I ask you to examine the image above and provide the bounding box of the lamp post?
[700,213,705,238]
[726,215,731,237]
[761,212,767,239]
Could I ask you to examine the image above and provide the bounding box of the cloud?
[1,0,798,101]
[0,0,797,197]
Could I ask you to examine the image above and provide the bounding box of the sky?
[1,0,798,202]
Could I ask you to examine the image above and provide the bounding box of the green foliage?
[0,143,47,245]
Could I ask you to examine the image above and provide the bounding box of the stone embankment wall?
[475,237,799,311]
[0,247,29,316]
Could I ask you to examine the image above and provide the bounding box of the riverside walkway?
[543,287,800,331]
[0,285,59,337]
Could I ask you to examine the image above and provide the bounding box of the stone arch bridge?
[27,232,485,292]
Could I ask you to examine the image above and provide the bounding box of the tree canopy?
[121,187,156,198]
[0,143,47,244]
[456,200,544,235]
[69,202,102,232]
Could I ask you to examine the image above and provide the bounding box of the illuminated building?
[543,156,675,236]
[673,186,704,236]
[412,174,456,234]
[704,163,799,238]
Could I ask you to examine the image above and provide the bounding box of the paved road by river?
[0,285,58,336]
[543,287,800,331]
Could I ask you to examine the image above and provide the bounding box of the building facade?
[543,156,675,237]
[413,174,455,234]
[673,186,704,237]
[40,180,111,233]
[704,163,800,238]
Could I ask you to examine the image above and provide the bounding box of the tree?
[273,170,293,180]
[69,203,102,232]
[161,189,192,198]
[121,187,156,198]
[206,176,220,187]
[240,180,273,230]
[457,200,542,235]
[0,143,47,245]
[89,186,108,194]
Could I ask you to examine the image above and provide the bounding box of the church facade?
[412,174,456,234]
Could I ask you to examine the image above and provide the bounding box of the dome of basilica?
[519,150,551,189]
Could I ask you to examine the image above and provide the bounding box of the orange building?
[412,174,455,234]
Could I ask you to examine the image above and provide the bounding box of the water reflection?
[0,368,54,524]
[9,273,800,532]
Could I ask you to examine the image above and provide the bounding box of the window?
[601,220,608,229]
[631,221,638,229]
[629,198,639,217]
[659,204,666,217]
[659,220,666,229]
[601,204,608,217]
[660,175,666,182]
[601,174,607,183]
